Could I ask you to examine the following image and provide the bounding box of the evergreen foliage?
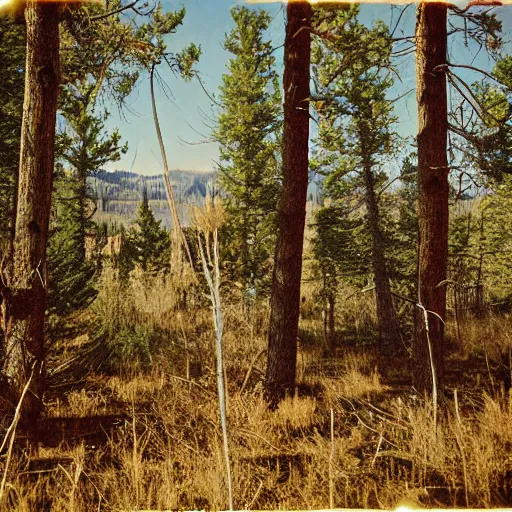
[448,51,512,186]
[0,1,200,244]
[479,179,512,306]
[60,2,201,103]
[0,18,24,247]
[120,188,171,276]
[477,57,512,180]
[462,79,512,183]
[313,199,371,289]
[0,1,200,322]
[118,225,135,280]
[388,155,419,297]
[444,51,512,310]
[449,180,512,309]
[311,6,397,190]
[215,6,281,295]
[48,83,128,316]
[47,167,97,316]
[311,6,401,344]
[310,5,397,262]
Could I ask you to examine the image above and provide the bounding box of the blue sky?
[102,0,512,176]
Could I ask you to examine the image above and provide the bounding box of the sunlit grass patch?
[105,373,166,403]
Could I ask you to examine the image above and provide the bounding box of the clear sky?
[102,0,512,176]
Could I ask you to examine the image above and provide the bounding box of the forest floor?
[2,298,512,511]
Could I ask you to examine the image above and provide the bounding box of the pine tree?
[451,56,512,184]
[313,202,371,348]
[393,156,419,297]
[311,5,401,349]
[414,1,449,393]
[215,6,281,295]
[0,18,24,248]
[125,188,171,275]
[266,0,312,406]
[59,84,127,242]
[118,224,135,280]
[47,167,97,316]
[412,2,504,393]
[47,86,128,315]
[481,179,512,306]
[1,0,61,425]
[0,0,200,424]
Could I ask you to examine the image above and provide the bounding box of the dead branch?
[149,64,197,279]
[0,364,36,503]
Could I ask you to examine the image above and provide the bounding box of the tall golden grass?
[3,213,512,509]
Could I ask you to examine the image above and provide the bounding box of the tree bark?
[414,1,449,394]
[361,158,401,350]
[265,0,311,407]
[1,1,60,425]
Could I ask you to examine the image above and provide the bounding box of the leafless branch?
[391,4,412,39]
[448,0,502,15]
[439,62,506,87]
[0,364,37,503]
[197,225,233,511]
[90,0,139,21]
[196,74,222,107]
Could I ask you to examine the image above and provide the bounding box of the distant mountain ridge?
[89,169,215,202]
[89,169,216,229]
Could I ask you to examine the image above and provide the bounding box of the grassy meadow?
[1,263,512,511]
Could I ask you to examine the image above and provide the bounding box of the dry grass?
[273,396,319,432]
[4,265,512,510]
[446,313,512,362]
[93,264,197,333]
[105,373,166,403]
[65,390,107,418]
[336,284,378,337]
[5,370,512,510]
[334,368,383,399]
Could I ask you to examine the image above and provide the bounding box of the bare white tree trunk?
[197,210,233,510]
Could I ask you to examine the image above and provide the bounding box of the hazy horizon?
[100,164,216,176]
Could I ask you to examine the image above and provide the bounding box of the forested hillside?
[89,169,215,228]
[2,0,512,510]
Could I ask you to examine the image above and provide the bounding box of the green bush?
[103,322,185,374]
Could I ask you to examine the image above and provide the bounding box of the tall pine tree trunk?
[266,0,311,406]
[414,1,448,393]
[361,156,401,350]
[2,1,60,424]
